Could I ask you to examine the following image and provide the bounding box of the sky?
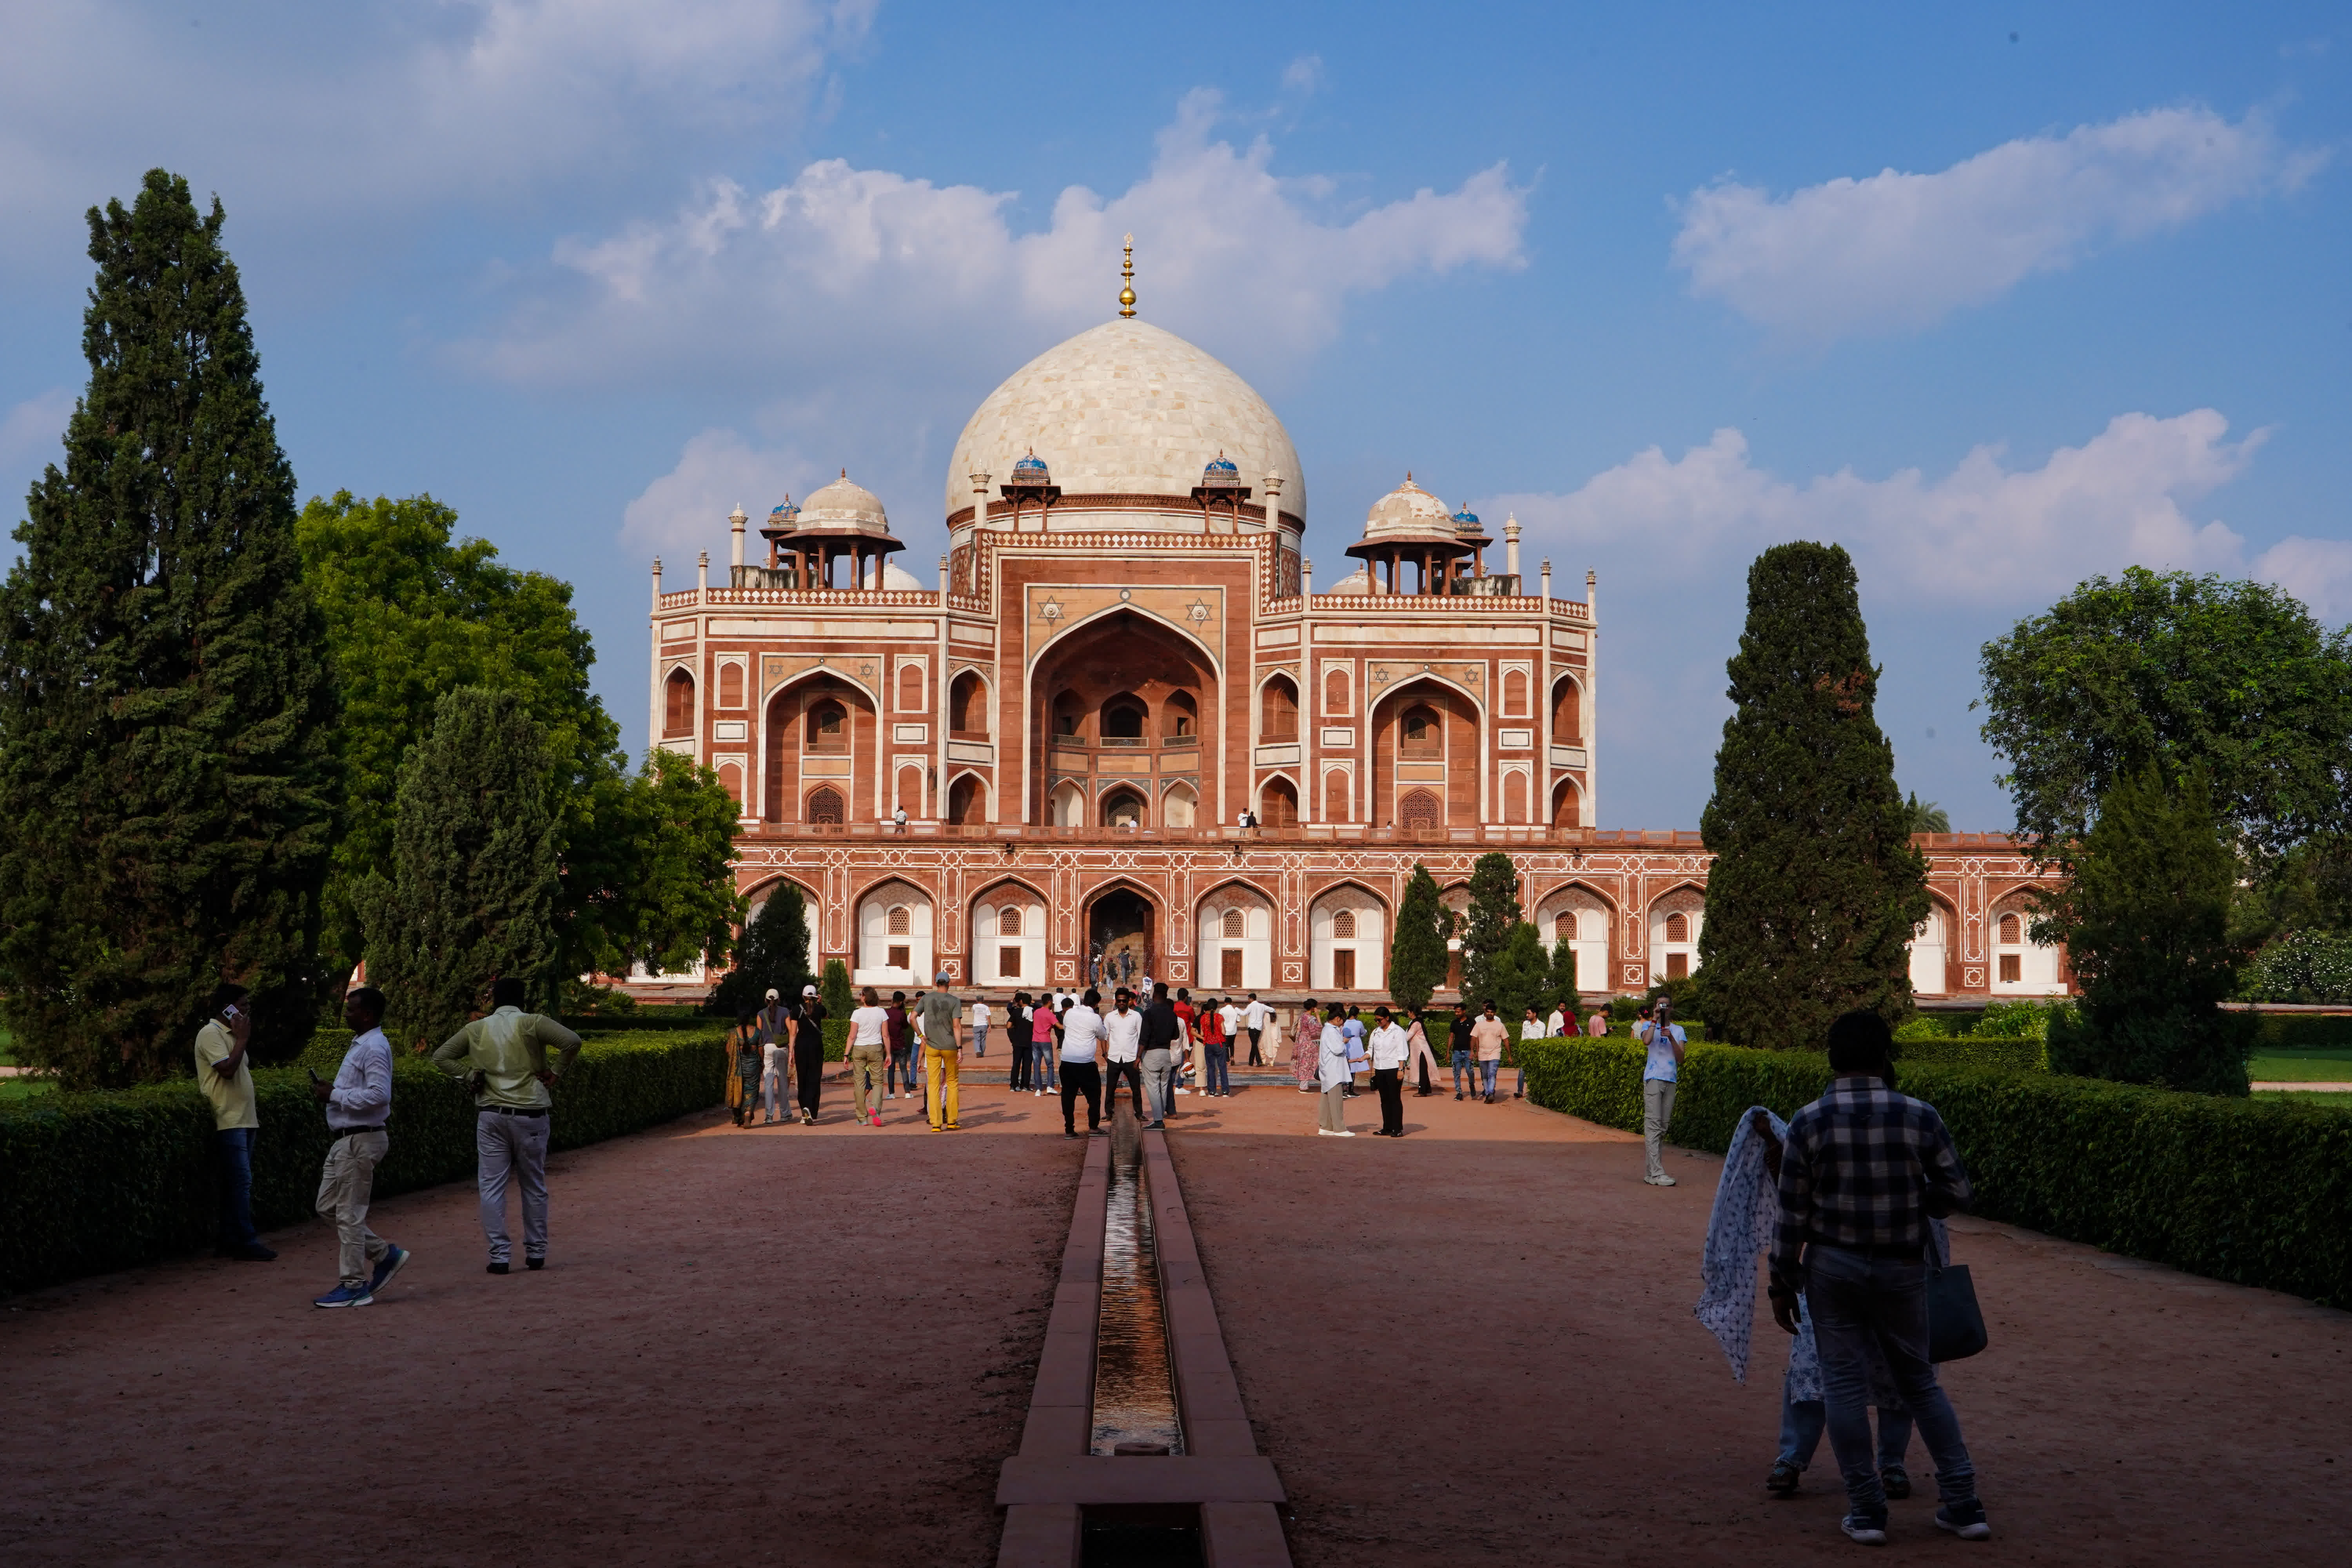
[1,1,2345,831]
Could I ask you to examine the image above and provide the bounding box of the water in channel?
[1090,1112,1185,1457]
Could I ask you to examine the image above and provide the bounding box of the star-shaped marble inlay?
[1185,597,1211,623]
[1038,595,1063,623]
[858,662,875,679]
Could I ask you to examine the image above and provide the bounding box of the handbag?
[1926,1263,1989,1363]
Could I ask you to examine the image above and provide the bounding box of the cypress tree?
[708,885,815,1018]
[0,171,338,1087]
[1487,921,1553,1023]
[361,688,559,1047]
[1548,938,1583,1006]
[1459,851,1522,1007]
[1699,543,1927,1048]
[820,957,855,1018]
[2043,766,2252,1095]
[1387,862,1449,1013]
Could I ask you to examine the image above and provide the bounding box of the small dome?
[861,559,924,591]
[794,470,892,537]
[1361,474,1459,541]
[1011,449,1051,483]
[1200,451,1242,487]
[765,498,799,529]
[1452,506,1479,531]
[1327,565,1373,595]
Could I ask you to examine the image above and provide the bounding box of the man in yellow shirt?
[194,982,275,1261]
[432,977,582,1274]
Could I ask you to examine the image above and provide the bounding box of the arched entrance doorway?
[1086,886,1155,992]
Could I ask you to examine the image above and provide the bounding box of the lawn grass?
[2248,1047,2352,1082]
[2256,1088,2352,1107]
[0,1077,54,1100]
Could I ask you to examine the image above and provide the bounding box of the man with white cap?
[757,989,789,1123]
[917,972,962,1130]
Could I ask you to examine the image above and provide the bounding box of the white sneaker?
[1332,1129,1356,1138]
[1644,1173,1678,1187]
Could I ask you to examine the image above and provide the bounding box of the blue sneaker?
[312,1282,373,1309]
[368,1245,410,1294]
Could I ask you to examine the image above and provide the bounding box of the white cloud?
[0,1,867,258]
[621,428,823,557]
[1672,106,2327,340]
[1282,54,1327,95]
[470,89,1528,385]
[1485,408,2307,608]
[2251,536,2352,621]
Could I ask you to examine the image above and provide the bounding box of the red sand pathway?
[1171,1083,2352,1565]
[4,1075,2348,1565]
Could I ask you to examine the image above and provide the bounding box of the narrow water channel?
[1090,1114,1185,1457]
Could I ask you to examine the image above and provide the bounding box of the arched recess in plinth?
[1194,877,1276,991]
[1909,890,1958,996]
[1533,879,1618,995]
[971,875,1050,988]
[740,873,824,980]
[1646,880,1707,985]
[1080,877,1163,995]
[1308,879,1389,995]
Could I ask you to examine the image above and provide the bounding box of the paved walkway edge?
[996,1127,1292,1568]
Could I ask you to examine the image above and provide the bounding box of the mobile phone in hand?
[307,1067,325,1087]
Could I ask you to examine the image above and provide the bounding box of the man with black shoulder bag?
[1768,1010,1991,1546]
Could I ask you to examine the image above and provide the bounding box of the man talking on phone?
[433,977,582,1274]
[194,983,274,1261]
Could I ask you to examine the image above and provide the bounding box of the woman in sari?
[729,1012,764,1128]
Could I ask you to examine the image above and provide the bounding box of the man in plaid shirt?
[1768,1011,1990,1545]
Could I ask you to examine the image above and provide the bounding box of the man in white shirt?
[1315,1006,1355,1137]
[309,985,408,1308]
[1057,991,1108,1137]
[846,988,891,1127]
[969,996,992,1058]
[1368,1005,1410,1137]
[1517,1004,1551,1101]
[1242,993,1269,1066]
[1635,1001,1688,1185]
[1102,988,1145,1119]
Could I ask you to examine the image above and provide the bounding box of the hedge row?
[0,1026,729,1296]
[1519,1037,2352,1308]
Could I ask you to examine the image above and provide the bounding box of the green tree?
[361,688,561,1047]
[1486,921,1553,1024]
[296,491,614,970]
[297,491,741,983]
[1458,852,1521,1006]
[1906,794,1950,834]
[0,171,339,1086]
[1978,568,2352,864]
[708,884,814,1018]
[565,749,746,980]
[1387,862,1449,1012]
[820,957,855,1018]
[1699,543,1928,1049]
[1548,939,1584,1007]
[2040,766,2252,1095]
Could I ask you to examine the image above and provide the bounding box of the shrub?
[0,1025,727,1295]
[1518,1036,2352,1306]
[2239,931,2352,1004]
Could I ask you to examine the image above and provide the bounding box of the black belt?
[334,1125,387,1138]
[482,1105,549,1118]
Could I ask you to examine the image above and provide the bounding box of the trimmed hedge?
[1519,1036,2352,1308]
[1,1026,728,1295]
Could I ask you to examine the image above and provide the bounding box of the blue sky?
[2,1,2345,830]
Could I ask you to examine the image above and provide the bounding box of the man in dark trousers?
[1139,982,1181,1130]
[1768,1010,1990,1545]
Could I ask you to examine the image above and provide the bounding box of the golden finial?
[1118,233,1136,318]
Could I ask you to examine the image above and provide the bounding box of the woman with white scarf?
[1313,1005,1355,1137]
[1696,1105,1938,1501]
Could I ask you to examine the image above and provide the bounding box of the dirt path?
[1169,1083,2352,1565]
[1,1091,1079,1567]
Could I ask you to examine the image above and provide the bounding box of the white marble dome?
[1361,474,1458,542]
[946,318,1305,526]
[797,471,892,537]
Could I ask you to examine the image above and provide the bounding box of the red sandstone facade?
[646,309,2067,1005]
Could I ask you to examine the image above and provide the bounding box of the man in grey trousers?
[1138,982,1182,1131]
[432,977,583,1273]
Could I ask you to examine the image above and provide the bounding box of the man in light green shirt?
[432,977,582,1273]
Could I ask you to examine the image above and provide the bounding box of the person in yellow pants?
[917,973,963,1130]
